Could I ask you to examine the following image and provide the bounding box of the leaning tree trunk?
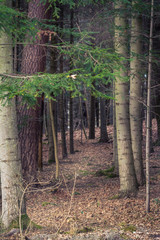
[130,2,145,186]
[114,1,138,194]
[17,0,50,179]
[0,26,25,228]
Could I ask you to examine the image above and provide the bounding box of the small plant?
[74,191,81,195]
[119,222,137,233]
[153,198,160,205]
[42,201,57,206]
[79,170,94,176]
[77,226,94,233]
[48,159,55,164]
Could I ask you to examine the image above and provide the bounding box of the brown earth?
[2,123,160,239]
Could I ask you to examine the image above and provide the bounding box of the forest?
[0,0,160,239]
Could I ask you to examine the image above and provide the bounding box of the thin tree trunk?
[49,100,59,179]
[47,100,55,163]
[100,97,108,142]
[70,9,74,154]
[89,94,95,139]
[113,82,119,175]
[59,6,67,158]
[114,1,138,194]
[146,0,154,213]
[130,2,144,185]
[38,94,44,171]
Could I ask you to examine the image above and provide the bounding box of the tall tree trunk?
[47,100,55,163]
[146,0,154,213]
[130,2,144,185]
[17,0,50,179]
[89,94,95,139]
[38,94,44,171]
[113,82,119,175]
[60,92,68,158]
[70,9,74,154]
[114,1,138,194]
[0,22,25,228]
[100,97,108,142]
[59,5,67,158]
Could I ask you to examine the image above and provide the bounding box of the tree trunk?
[17,0,50,179]
[113,82,119,175]
[47,100,55,163]
[89,94,95,139]
[70,9,74,154]
[59,5,67,158]
[100,97,108,142]
[130,3,144,185]
[60,93,68,158]
[49,100,59,179]
[0,28,25,228]
[114,1,138,194]
[146,0,154,213]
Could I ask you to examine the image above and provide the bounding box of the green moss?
[10,214,42,231]
[95,166,117,178]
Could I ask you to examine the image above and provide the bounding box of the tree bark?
[47,100,55,163]
[0,28,25,228]
[130,2,145,185]
[17,0,50,179]
[114,0,138,194]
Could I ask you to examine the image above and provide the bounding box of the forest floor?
[2,122,160,240]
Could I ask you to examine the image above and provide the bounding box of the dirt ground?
[2,123,160,239]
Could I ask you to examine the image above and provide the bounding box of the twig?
[56,172,77,233]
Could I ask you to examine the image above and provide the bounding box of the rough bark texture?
[17,0,50,179]
[114,1,138,193]
[130,6,144,185]
[0,30,25,228]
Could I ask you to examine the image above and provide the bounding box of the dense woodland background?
[0,0,160,239]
